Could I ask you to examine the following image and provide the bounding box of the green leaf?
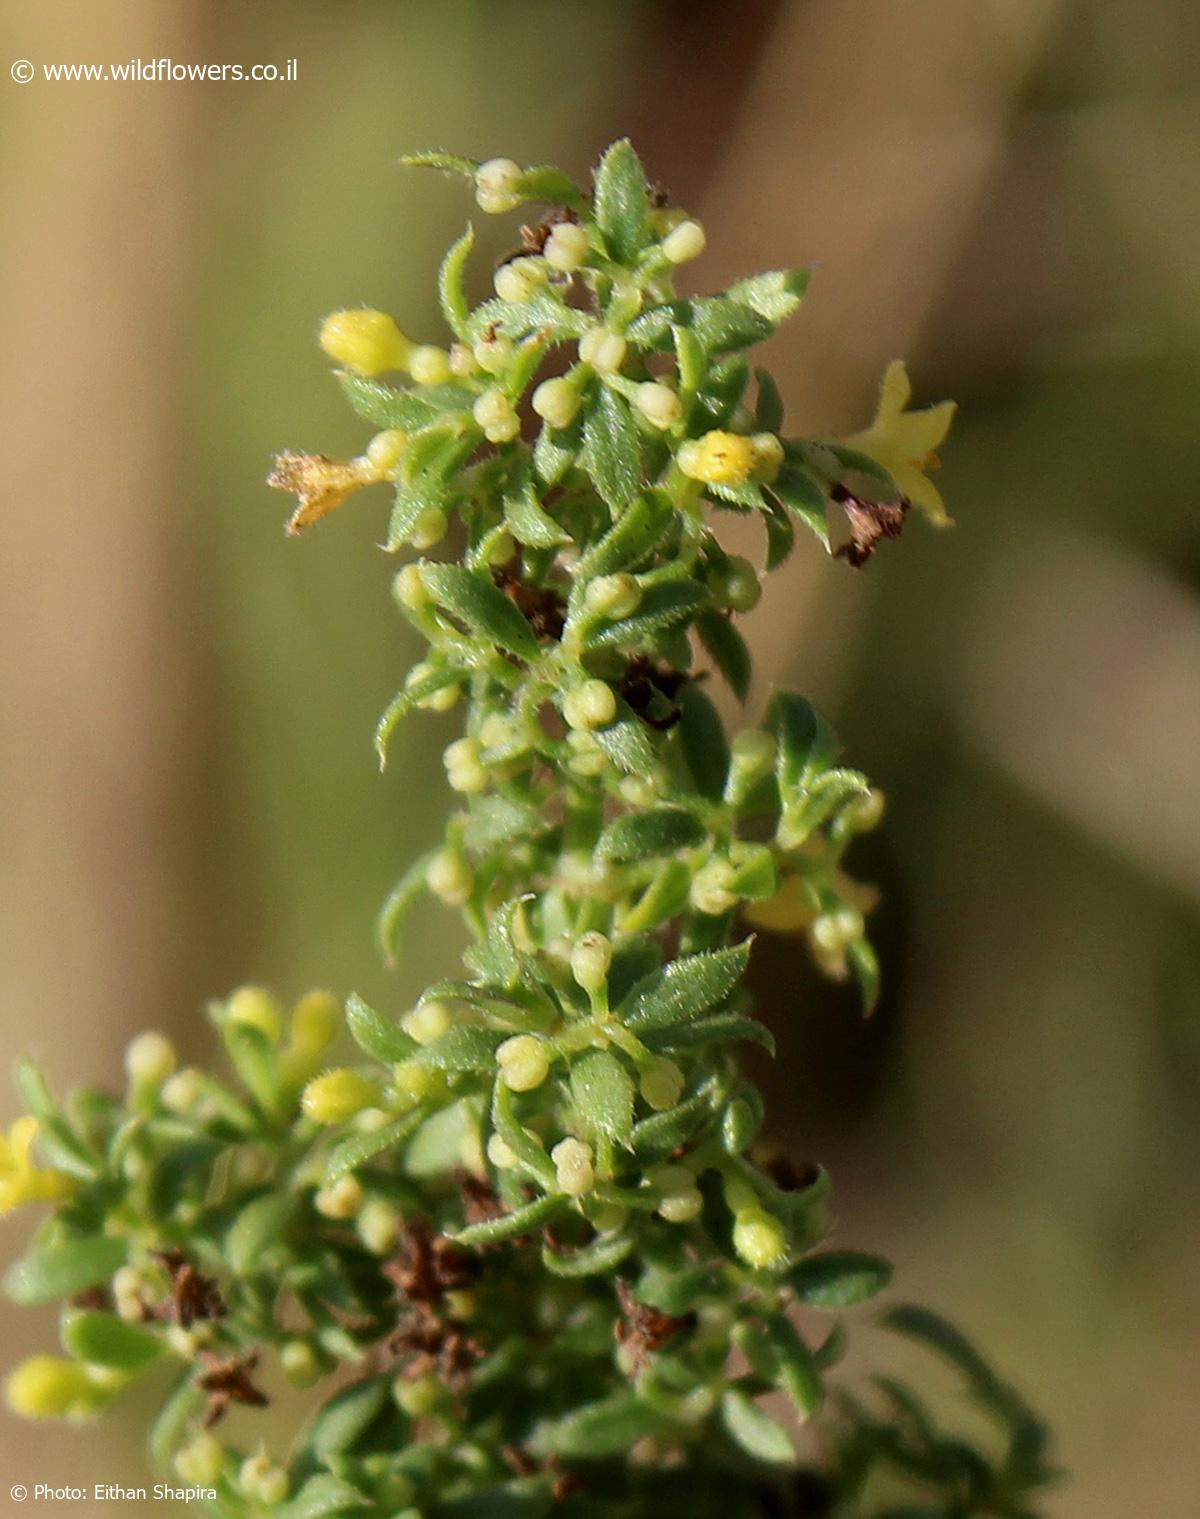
[227,1192,297,1276]
[400,149,481,177]
[720,1386,795,1465]
[346,992,419,1062]
[765,1314,823,1418]
[678,683,730,801]
[532,416,581,489]
[583,387,641,512]
[15,1058,56,1120]
[574,490,672,579]
[619,858,693,934]
[694,356,750,429]
[592,139,650,264]
[377,850,437,961]
[621,942,750,1032]
[771,467,829,548]
[754,368,784,432]
[453,1192,566,1248]
[414,1027,504,1073]
[690,296,773,355]
[422,564,540,660]
[542,1227,634,1277]
[848,938,881,1014]
[61,1311,164,1371]
[697,611,751,702]
[5,1234,128,1306]
[375,670,461,766]
[221,1019,281,1115]
[503,469,571,548]
[518,165,587,210]
[596,807,706,862]
[762,496,795,569]
[438,225,475,341]
[587,579,708,651]
[278,1473,373,1519]
[149,1374,203,1472]
[593,709,658,778]
[305,1376,390,1461]
[532,1392,660,1459]
[766,691,837,799]
[337,372,472,429]
[636,1261,725,1315]
[673,324,706,395]
[643,1014,774,1056]
[326,1110,428,1183]
[630,1080,725,1159]
[789,1251,893,1309]
[726,269,810,324]
[389,477,449,550]
[467,293,588,346]
[570,1050,635,1144]
[491,1080,557,1188]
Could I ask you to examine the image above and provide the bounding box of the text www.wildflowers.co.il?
[10,57,298,85]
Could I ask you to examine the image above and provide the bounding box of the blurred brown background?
[2,0,1199,1512]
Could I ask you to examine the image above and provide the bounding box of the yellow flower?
[0,1117,75,1215]
[841,360,956,526]
[677,431,758,487]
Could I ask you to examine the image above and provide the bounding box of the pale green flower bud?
[319,309,411,375]
[241,1449,288,1506]
[578,327,626,374]
[426,850,474,907]
[409,506,448,550]
[570,931,612,993]
[174,1432,226,1486]
[313,1173,363,1220]
[634,381,682,431]
[124,1031,177,1089]
[443,737,489,794]
[409,344,452,385]
[401,999,453,1045]
[661,218,706,264]
[712,555,762,612]
[639,1057,685,1111]
[364,428,407,475]
[393,563,431,610]
[544,222,591,272]
[497,1035,550,1092]
[356,1198,401,1255]
[811,908,865,953]
[486,1133,518,1169]
[473,387,521,444]
[475,157,524,214]
[563,679,617,731]
[532,376,582,430]
[585,572,641,620]
[301,1069,381,1125]
[227,985,284,1044]
[280,1339,322,1388]
[551,1137,595,1196]
[732,1206,789,1270]
[448,341,479,377]
[394,1371,442,1416]
[473,333,514,375]
[690,858,738,916]
[289,990,341,1056]
[565,729,608,776]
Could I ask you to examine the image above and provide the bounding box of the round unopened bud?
[160,1069,202,1114]
[426,850,474,907]
[749,432,784,481]
[811,908,865,953]
[475,157,524,214]
[4,1357,108,1422]
[634,381,682,431]
[290,990,341,1056]
[393,563,431,610]
[408,344,452,385]
[365,428,408,475]
[280,1339,321,1388]
[473,387,521,444]
[551,1137,595,1197]
[227,985,283,1044]
[319,309,412,375]
[444,1288,477,1319]
[585,572,641,620]
[578,327,627,374]
[394,1371,442,1416]
[661,218,706,264]
[474,334,514,375]
[241,1450,288,1506]
[408,506,446,553]
[357,1198,401,1255]
[562,679,617,731]
[494,260,542,303]
[486,1133,518,1170]
[497,1034,551,1092]
[658,1188,704,1224]
[690,859,738,916]
[678,429,757,486]
[713,555,762,613]
[565,729,608,777]
[639,1057,685,1111]
[174,1431,226,1486]
[532,376,582,431]
[544,222,591,272]
[125,1031,177,1089]
[444,736,489,795]
[732,1206,789,1270]
[313,1173,363,1220]
[570,931,612,993]
[389,1062,446,1109]
[845,788,886,833]
[402,999,453,1046]
[448,342,479,378]
[112,1265,149,1322]
[301,1069,381,1126]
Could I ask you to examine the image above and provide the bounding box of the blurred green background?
[3,1,1199,1512]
